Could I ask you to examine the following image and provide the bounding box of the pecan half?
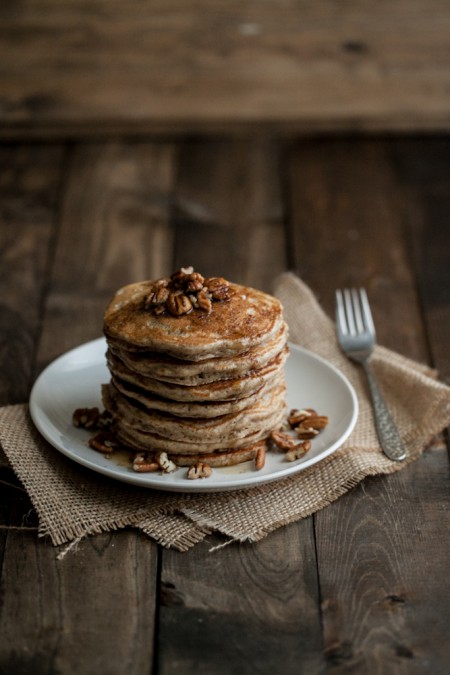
[295,426,320,440]
[285,440,312,462]
[295,415,329,438]
[270,430,299,451]
[146,286,169,307]
[73,407,100,429]
[255,446,266,471]
[166,291,193,316]
[204,277,231,301]
[187,462,213,479]
[307,415,329,430]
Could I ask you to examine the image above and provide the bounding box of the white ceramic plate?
[29,338,358,493]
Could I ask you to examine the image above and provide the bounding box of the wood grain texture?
[1,1,450,136]
[318,453,450,674]
[392,139,450,383]
[286,138,450,672]
[159,528,324,675]
[0,141,177,675]
[36,141,176,369]
[0,144,64,404]
[0,530,156,675]
[0,144,63,553]
[286,139,428,360]
[173,138,286,291]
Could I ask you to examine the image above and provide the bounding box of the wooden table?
[0,136,449,673]
[2,1,450,137]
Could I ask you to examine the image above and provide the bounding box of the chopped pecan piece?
[287,408,317,428]
[97,410,113,429]
[187,462,213,479]
[88,431,118,453]
[166,291,193,316]
[170,266,194,288]
[73,407,100,429]
[132,452,159,473]
[196,289,212,314]
[184,272,205,292]
[153,278,169,288]
[156,451,177,473]
[285,440,312,462]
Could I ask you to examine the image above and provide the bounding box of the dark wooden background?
[1,2,450,136]
[1,2,450,673]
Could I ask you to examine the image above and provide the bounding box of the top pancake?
[104,280,285,360]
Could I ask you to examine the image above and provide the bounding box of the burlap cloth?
[1,274,450,555]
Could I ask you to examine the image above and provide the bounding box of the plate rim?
[29,338,358,493]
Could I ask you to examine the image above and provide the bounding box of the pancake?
[108,323,288,384]
[112,404,286,454]
[107,347,288,402]
[107,378,271,418]
[104,381,286,443]
[168,441,266,467]
[104,280,285,360]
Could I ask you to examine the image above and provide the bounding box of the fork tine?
[351,288,364,333]
[335,289,348,334]
[343,289,356,336]
[359,288,376,337]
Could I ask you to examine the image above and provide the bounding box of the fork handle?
[362,361,407,461]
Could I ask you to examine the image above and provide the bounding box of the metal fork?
[336,288,406,462]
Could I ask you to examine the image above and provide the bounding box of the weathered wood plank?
[159,529,323,675]
[173,138,285,291]
[158,139,324,674]
[395,140,450,670]
[1,1,450,136]
[286,139,428,359]
[36,141,175,368]
[0,144,59,673]
[287,139,450,672]
[0,142,63,574]
[318,451,450,673]
[0,141,177,675]
[392,139,450,383]
[0,530,156,675]
[0,144,64,405]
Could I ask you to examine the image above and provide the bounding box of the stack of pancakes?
[102,269,288,468]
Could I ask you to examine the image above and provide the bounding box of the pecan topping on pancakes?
[143,267,232,316]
